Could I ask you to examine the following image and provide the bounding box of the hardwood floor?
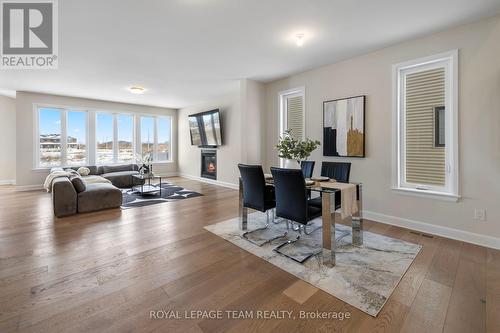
[0,177,497,332]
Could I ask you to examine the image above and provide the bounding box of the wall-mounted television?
[188,109,223,147]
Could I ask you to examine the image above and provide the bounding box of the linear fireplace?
[201,150,217,180]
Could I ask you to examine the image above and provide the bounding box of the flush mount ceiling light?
[295,33,305,47]
[128,86,146,94]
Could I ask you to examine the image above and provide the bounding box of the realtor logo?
[1,0,58,69]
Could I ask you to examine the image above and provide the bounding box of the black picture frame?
[323,95,366,158]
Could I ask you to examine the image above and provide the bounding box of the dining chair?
[238,164,283,244]
[270,167,322,235]
[270,167,323,261]
[309,161,351,210]
[300,160,315,179]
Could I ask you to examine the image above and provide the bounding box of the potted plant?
[275,129,320,168]
[134,152,153,175]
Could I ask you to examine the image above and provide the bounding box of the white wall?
[16,91,177,187]
[0,95,16,184]
[240,79,266,165]
[178,92,242,186]
[177,79,266,186]
[263,15,500,244]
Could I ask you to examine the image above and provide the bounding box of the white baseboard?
[0,179,15,185]
[178,173,238,190]
[364,210,500,250]
[15,184,44,191]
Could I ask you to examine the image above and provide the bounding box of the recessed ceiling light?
[129,86,146,94]
[295,34,305,47]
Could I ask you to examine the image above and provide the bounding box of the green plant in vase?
[275,129,320,168]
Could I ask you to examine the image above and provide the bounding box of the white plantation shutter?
[405,68,446,186]
[286,95,304,139]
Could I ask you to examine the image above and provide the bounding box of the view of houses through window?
[37,107,172,168]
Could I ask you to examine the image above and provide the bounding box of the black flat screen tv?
[188,109,223,147]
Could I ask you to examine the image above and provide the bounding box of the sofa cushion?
[101,170,140,188]
[77,183,122,213]
[100,164,138,174]
[70,175,86,193]
[66,166,98,175]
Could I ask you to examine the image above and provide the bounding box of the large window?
[157,117,171,161]
[393,50,458,199]
[36,106,172,168]
[118,115,134,163]
[140,116,171,162]
[38,108,62,167]
[141,117,155,155]
[96,113,114,164]
[66,111,87,165]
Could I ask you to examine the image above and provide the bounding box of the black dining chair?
[300,161,315,179]
[270,167,323,262]
[270,167,322,235]
[309,162,351,210]
[238,164,284,244]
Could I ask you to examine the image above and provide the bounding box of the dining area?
[237,161,364,267]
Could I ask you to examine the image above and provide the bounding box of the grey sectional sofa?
[51,164,144,217]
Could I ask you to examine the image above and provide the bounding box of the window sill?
[392,187,460,202]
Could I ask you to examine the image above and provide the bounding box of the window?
[38,108,62,167]
[279,87,305,167]
[36,106,172,167]
[96,113,114,164]
[118,115,134,162]
[140,116,172,162]
[37,108,88,167]
[279,87,305,140]
[141,117,155,155]
[157,117,171,161]
[393,50,458,199]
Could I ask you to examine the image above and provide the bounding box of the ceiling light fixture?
[129,86,146,94]
[295,34,305,47]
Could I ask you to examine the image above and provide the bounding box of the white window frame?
[33,103,173,169]
[392,50,459,201]
[278,87,305,167]
[138,115,173,163]
[33,105,90,169]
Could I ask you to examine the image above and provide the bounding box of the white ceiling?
[2,0,500,108]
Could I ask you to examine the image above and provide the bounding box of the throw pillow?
[77,166,91,176]
[70,175,86,193]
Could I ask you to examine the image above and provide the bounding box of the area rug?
[204,212,421,316]
[121,182,202,208]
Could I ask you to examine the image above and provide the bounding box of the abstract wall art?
[323,95,365,157]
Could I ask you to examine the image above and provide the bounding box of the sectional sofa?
[51,164,144,217]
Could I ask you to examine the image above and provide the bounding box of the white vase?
[283,159,301,169]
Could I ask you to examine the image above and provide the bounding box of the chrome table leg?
[352,183,363,246]
[322,192,336,267]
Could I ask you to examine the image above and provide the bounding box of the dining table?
[238,176,364,267]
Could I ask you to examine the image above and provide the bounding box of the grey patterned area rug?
[121,183,202,208]
[204,212,421,316]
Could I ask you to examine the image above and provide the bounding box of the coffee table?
[131,173,163,196]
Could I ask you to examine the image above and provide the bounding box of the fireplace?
[201,150,217,180]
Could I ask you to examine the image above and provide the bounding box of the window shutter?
[287,95,304,139]
[405,67,445,186]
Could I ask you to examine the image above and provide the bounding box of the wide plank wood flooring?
[0,177,498,332]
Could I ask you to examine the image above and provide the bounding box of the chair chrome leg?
[241,209,286,246]
[303,223,322,235]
